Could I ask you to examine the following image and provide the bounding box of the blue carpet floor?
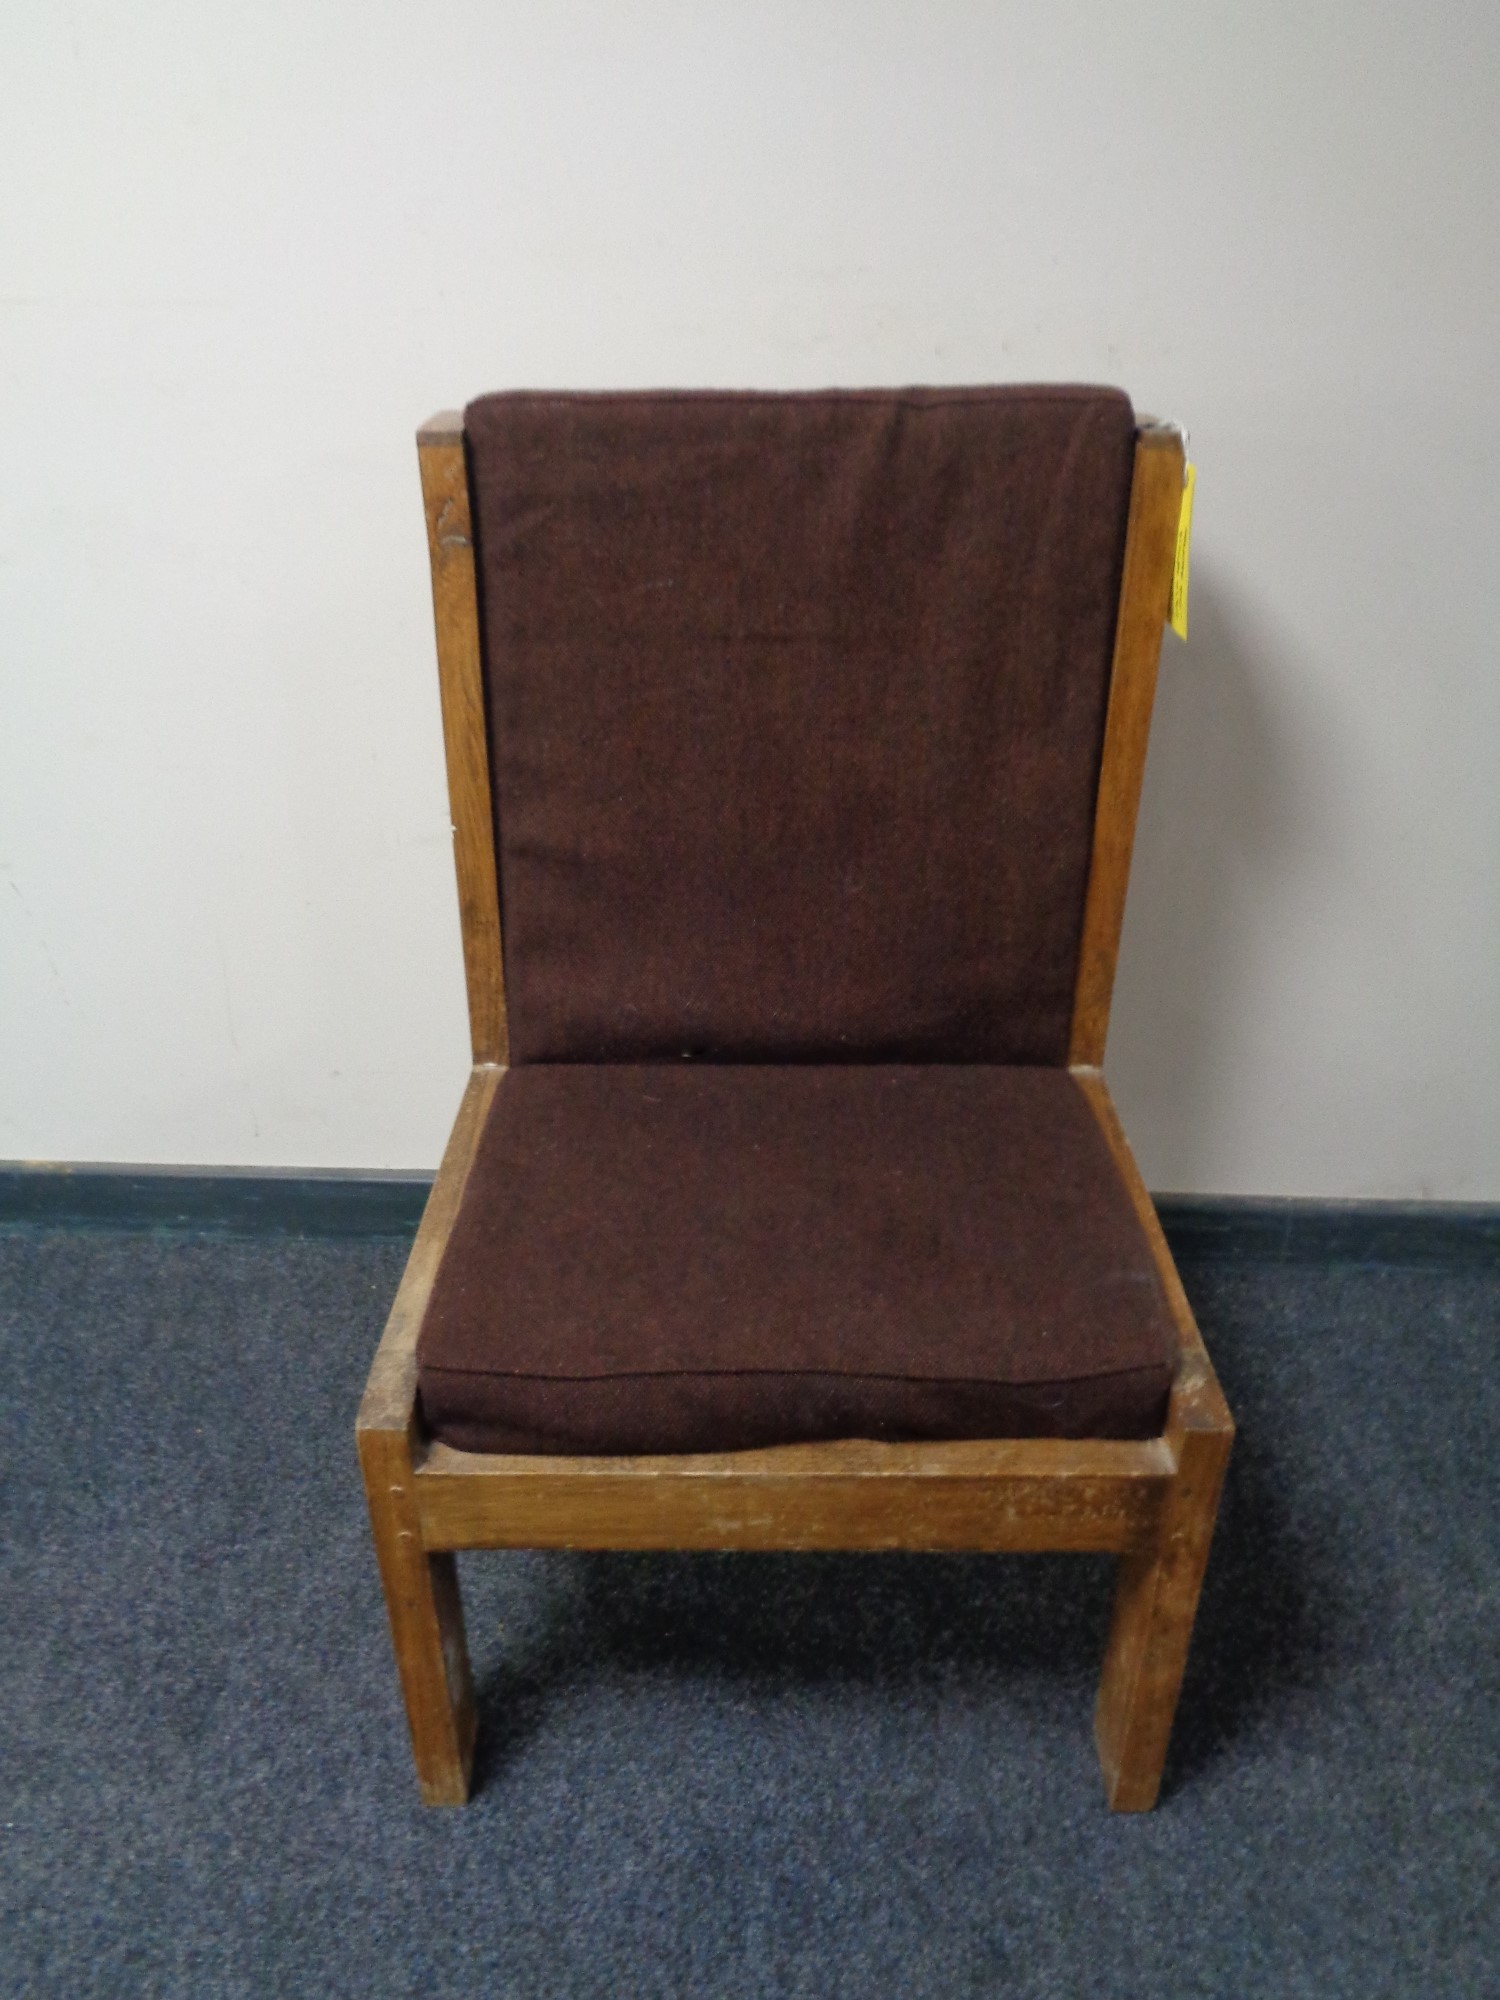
[1,1228,1495,1997]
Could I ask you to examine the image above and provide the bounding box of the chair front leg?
[1094,1420,1231,1810]
[358,1426,477,1805]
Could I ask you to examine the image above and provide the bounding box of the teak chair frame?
[357,409,1234,1811]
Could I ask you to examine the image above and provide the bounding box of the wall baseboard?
[0,1165,1496,1268]
[1150,1194,1499,1268]
[0,1164,433,1239]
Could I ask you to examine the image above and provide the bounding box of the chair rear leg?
[1094,1422,1231,1810]
[358,1427,477,1805]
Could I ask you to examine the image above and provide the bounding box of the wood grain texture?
[1071,1066,1235,1436]
[356,1064,501,1439]
[414,1435,1171,1555]
[1069,424,1186,1067]
[1070,1065,1234,1809]
[357,1426,477,1805]
[355,1064,499,1805]
[1093,1416,1233,1809]
[418,419,508,1066]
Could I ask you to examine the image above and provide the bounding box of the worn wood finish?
[357,1428,477,1805]
[1071,1066,1233,1424]
[418,414,508,1066]
[1069,425,1186,1067]
[1072,1064,1234,1807]
[356,1064,501,1436]
[1093,1416,1232,1809]
[414,1434,1172,1555]
[355,1064,499,1805]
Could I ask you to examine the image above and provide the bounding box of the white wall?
[2,2,1497,1196]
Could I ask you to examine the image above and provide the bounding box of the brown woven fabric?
[416,1066,1177,1454]
[464,387,1136,1065]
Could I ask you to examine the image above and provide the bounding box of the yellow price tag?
[1169,461,1195,641]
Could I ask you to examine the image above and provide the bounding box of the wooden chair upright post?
[416,413,508,1068]
[1070,422,1188,1068]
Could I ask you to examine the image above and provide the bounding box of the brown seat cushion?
[464,387,1136,1065]
[416,1065,1177,1455]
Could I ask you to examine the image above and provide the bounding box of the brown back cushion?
[464,387,1136,1064]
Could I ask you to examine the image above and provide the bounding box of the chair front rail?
[411,1433,1175,1555]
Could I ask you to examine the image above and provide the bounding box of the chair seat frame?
[357,409,1233,1810]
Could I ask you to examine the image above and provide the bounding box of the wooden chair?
[357,388,1234,1811]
